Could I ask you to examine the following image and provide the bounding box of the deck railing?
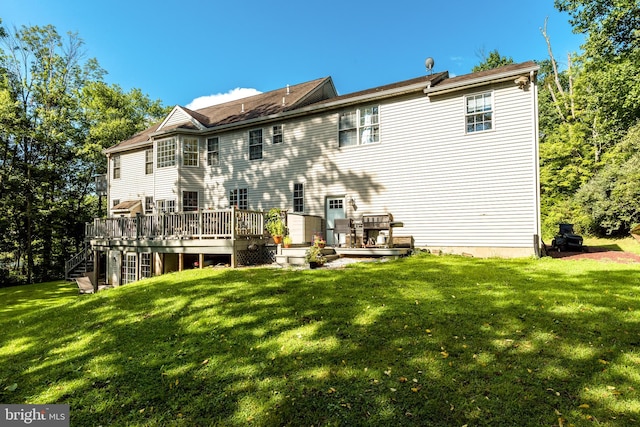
[85,208,265,241]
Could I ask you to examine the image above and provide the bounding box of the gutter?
[424,64,540,96]
[106,73,449,153]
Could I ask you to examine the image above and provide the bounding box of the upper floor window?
[273,124,283,144]
[339,106,379,147]
[182,138,199,167]
[112,155,121,179]
[207,137,219,166]
[182,191,198,212]
[157,138,176,168]
[145,149,153,174]
[112,199,120,207]
[229,188,248,210]
[465,92,493,133]
[293,183,304,213]
[249,129,263,160]
[145,196,153,213]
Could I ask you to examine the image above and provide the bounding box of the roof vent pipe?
[241,103,244,113]
[282,97,286,106]
[286,84,290,95]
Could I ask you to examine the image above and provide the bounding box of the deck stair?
[65,246,93,280]
[275,245,340,267]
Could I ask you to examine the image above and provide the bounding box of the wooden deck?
[85,208,264,241]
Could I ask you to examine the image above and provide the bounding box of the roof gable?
[156,106,207,132]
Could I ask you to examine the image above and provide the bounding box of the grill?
[362,214,394,247]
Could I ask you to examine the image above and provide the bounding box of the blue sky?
[2,0,583,109]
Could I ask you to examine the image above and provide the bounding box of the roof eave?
[424,64,540,96]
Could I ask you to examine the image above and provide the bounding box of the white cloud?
[185,87,262,110]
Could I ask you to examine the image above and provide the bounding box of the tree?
[0,22,168,284]
[575,123,640,235]
[472,49,514,72]
[555,0,640,59]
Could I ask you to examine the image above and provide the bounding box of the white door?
[325,196,346,246]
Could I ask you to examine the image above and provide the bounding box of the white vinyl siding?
[109,148,154,211]
[109,76,537,255]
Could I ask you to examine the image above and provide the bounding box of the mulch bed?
[546,246,640,263]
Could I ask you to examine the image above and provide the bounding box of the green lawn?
[1,252,639,426]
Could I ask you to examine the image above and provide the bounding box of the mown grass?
[1,252,639,426]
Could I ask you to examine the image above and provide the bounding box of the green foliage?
[575,123,640,235]
[540,2,640,237]
[2,256,640,425]
[0,23,168,283]
[265,208,286,236]
[472,49,514,72]
[555,0,640,59]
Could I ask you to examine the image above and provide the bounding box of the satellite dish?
[425,57,435,74]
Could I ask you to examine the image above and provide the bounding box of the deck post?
[231,207,237,268]
[199,253,204,269]
[93,249,99,293]
[178,253,184,271]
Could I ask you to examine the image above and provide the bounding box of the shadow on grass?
[1,255,639,426]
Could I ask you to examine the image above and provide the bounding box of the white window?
[112,155,121,179]
[465,92,493,133]
[145,149,153,174]
[182,191,199,212]
[249,129,263,160]
[229,188,248,210]
[140,253,152,279]
[167,200,176,213]
[145,196,153,214]
[183,138,199,167]
[112,199,120,207]
[273,124,283,144]
[207,137,219,166]
[122,254,137,285]
[156,199,165,213]
[293,183,304,213]
[339,106,379,147]
[157,138,176,168]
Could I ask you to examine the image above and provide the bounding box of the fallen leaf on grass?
[201,359,209,365]
[579,404,590,409]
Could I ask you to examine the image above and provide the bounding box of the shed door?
[325,197,345,246]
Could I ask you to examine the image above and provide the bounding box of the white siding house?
[88,62,540,285]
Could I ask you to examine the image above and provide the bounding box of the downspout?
[531,70,542,257]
